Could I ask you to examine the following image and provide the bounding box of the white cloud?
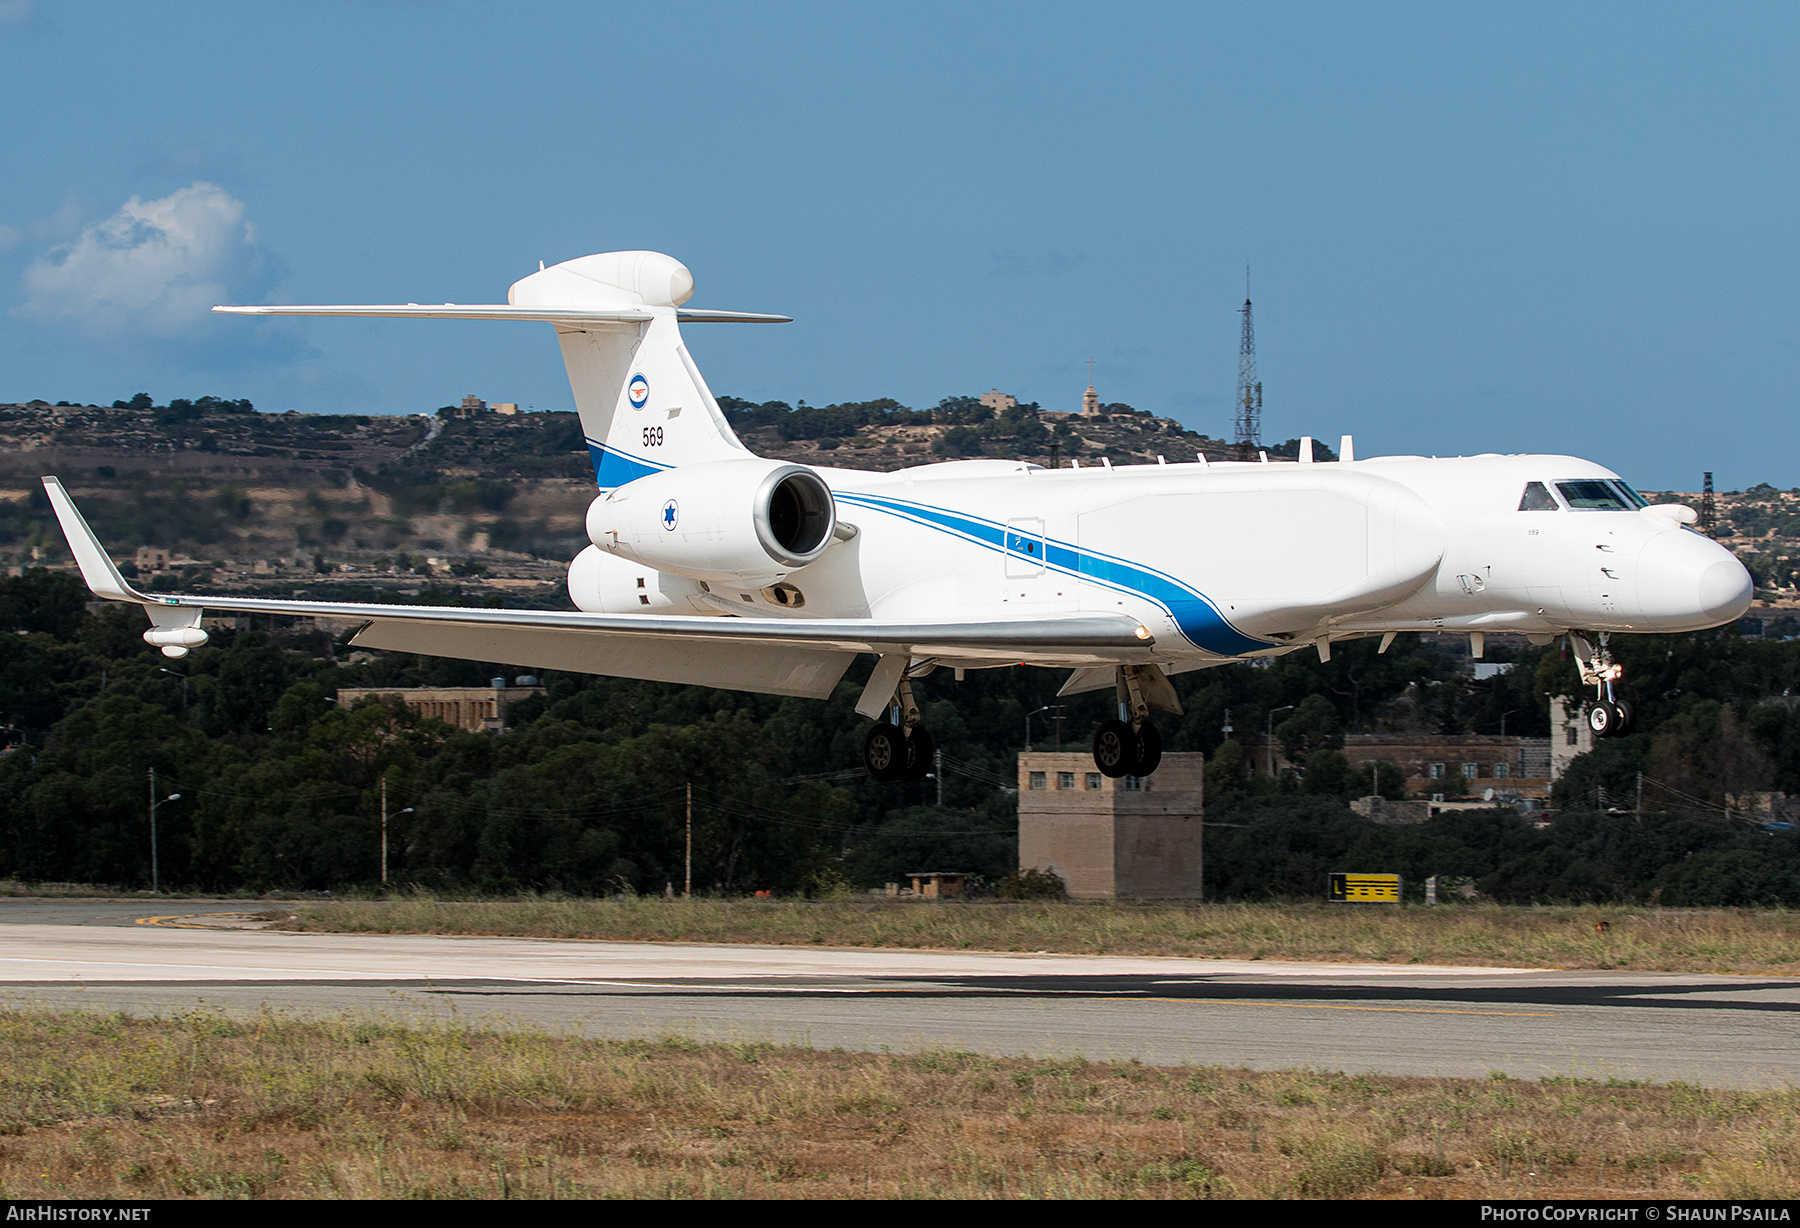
[21,182,277,339]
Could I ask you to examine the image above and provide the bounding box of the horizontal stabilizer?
[213,304,792,324]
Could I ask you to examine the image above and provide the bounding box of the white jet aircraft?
[42,250,1753,781]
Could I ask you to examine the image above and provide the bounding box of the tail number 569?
[642,427,664,447]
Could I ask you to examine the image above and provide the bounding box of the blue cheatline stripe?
[587,438,670,489]
[834,490,1271,657]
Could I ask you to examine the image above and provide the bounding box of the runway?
[0,899,1794,1088]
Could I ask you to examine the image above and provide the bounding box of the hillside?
[0,393,1789,617]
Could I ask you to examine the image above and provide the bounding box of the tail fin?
[510,252,759,488]
[213,249,789,491]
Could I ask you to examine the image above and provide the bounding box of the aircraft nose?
[1699,557,1754,624]
[1635,529,1752,631]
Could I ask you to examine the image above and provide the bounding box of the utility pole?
[934,748,943,806]
[148,768,157,894]
[1233,268,1263,460]
[147,768,179,894]
[1266,704,1295,776]
[379,774,411,888]
[685,782,692,898]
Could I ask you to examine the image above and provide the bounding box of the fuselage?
[571,450,1754,668]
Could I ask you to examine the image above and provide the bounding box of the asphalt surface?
[0,898,1794,1088]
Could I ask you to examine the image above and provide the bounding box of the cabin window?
[1518,481,1559,511]
[1556,480,1633,510]
[1610,481,1649,508]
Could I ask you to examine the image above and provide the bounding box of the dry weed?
[279,897,1800,976]
[0,1009,1792,1199]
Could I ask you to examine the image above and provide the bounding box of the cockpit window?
[1518,481,1560,511]
[1609,481,1648,509]
[1556,480,1633,510]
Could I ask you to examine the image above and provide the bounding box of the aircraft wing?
[42,477,1154,699]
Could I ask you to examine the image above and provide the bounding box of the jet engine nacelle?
[586,458,836,584]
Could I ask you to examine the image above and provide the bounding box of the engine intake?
[587,458,837,584]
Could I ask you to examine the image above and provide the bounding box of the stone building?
[336,679,545,733]
[1548,696,1594,781]
[1339,733,1554,801]
[1016,752,1205,899]
[979,388,1017,415]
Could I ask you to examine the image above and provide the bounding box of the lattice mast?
[1233,269,1262,459]
[1700,472,1717,538]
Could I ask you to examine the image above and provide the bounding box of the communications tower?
[1233,270,1262,460]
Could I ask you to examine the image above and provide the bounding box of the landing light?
[1134,625,1152,640]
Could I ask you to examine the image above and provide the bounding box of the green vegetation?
[0,1009,1787,1199]
[718,393,1224,466]
[277,897,1800,975]
[2,565,1800,902]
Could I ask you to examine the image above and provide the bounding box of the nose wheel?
[1586,696,1635,739]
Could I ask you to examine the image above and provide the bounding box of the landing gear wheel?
[1587,701,1621,740]
[903,725,935,782]
[1130,722,1162,777]
[1613,698,1635,736]
[864,722,907,782]
[1093,719,1139,778]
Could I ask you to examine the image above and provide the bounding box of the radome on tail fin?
[214,250,789,489]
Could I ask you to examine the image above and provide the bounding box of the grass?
[271,897,1800,975]
[0,1008,1790,1200]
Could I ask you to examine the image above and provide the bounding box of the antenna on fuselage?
[1233,266,1262,461]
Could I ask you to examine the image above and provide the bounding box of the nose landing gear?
[1571,632,1634,739]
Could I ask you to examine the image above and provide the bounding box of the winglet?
[40,477,148,603]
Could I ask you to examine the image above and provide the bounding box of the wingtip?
[38,476,144,604]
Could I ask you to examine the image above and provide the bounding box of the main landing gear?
[862,667,935,783]
[1571,631,1634,739]
[860,661,1176,783]
[1092,664,1165,778]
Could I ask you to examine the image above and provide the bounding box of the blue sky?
[1,1,1795,490]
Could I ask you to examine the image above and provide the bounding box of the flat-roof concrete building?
[337,681,545,733]
[1017,752,1205,899]
[1339,733,1553,801]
